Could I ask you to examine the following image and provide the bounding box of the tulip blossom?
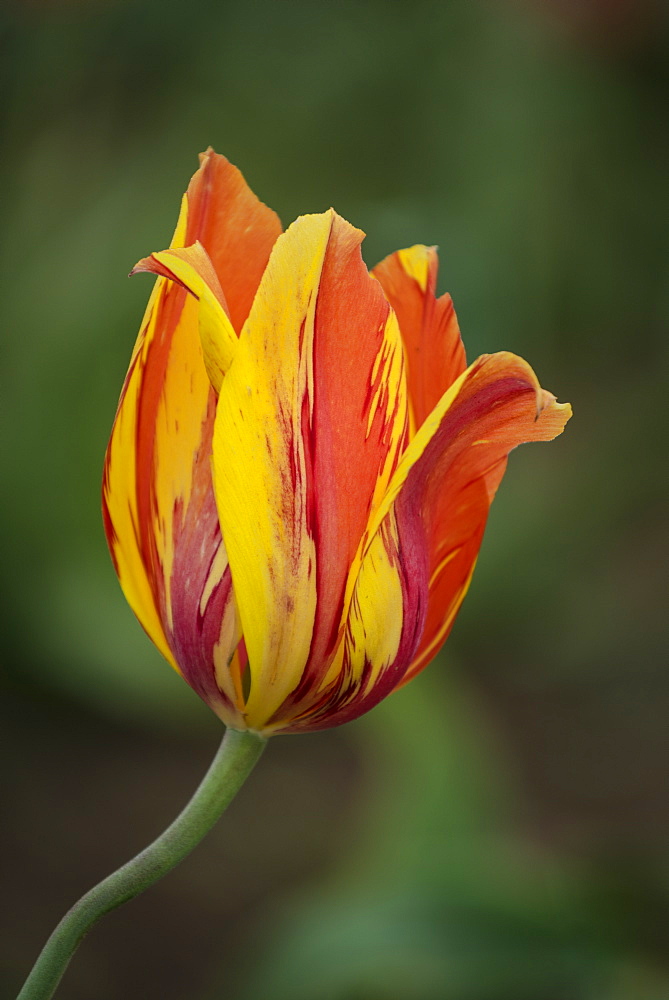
[19,151,572,1000]
[103,148,571,736]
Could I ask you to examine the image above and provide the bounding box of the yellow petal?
[213,214,326,727]
[131,242,238,393]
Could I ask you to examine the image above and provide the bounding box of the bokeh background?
[2,0,668,997]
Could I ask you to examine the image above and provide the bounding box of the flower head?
[103,149,571,736]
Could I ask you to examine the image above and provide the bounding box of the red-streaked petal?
[283,352,571,733]
[373,245,466,432]
[266,350,571,733]
[271,507,428,734]
[213,210,409,731]
[383,352,572,685]
[103,150,280,726]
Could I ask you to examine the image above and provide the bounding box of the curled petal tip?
[129,257,153,278]
[535,392,573,434]
[129,253,190,291]
[555,399,573,423]
[539,388,572,415]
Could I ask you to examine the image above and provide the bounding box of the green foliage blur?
[1,0,667,998]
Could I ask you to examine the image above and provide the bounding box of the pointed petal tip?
[283,208,367,247]
[129,255,155,278]
[331,207,366,240]
[198,145,219,164]
[129,243,219,299]
[129,252,187,288]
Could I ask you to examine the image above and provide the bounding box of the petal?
[373,245,466,432]
[184,147,282,333]
[213,210,409,730]
[272,506,428,734]
[103,150,280,725]
[132,243,237,392]
[368,351,572,685]
[266,349,571,731]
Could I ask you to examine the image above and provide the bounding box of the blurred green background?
[2,0,668,997]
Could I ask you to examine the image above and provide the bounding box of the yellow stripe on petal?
[323,514,404,695]
[213,213,331,726]
[267,502,426,734]
[397,244,431,293]
[132,243,238,393]
[103,345,178,668]
[257,513,406,736]
[372,244,466,433]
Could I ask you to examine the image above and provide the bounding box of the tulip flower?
[19,149,571,1000]
[102,147,571,736]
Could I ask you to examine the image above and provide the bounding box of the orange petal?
[373,245,466,432]
[183,148,282,333]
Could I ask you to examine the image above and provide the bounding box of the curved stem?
[17,727,266,1000]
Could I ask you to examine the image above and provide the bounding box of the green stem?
[17,727,266,1000]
